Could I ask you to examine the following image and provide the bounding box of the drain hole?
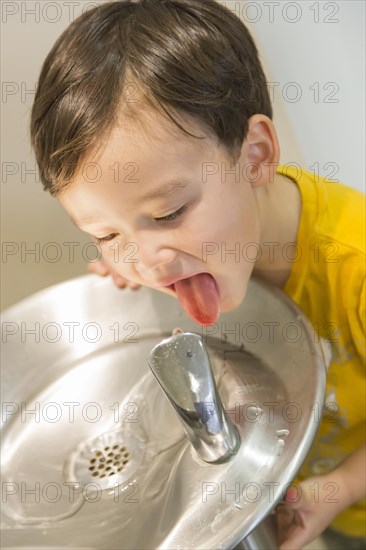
[67,430,145,490]
[85,440,133,480]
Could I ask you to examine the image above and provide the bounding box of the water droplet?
[246,405,262,417]
[275,439,285,456]
[276,429,289,439]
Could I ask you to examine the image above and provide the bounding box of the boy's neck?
[252,171,302,290]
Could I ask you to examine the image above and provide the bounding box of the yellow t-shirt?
[276,164,366,537]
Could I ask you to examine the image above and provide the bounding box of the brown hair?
[30,0,272,196]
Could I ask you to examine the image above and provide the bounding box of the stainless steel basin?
[1,274,327,549]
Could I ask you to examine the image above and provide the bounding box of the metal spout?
[147,332,240,463]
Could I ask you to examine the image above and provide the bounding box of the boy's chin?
[219,282,250,314]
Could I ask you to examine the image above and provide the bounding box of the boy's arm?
[329,444,366,506]
[279,444,366,550]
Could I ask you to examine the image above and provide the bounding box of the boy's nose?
[135,245,178,283]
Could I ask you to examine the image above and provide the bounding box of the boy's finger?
[87,260,141,290]
[284,486,308,510]
[111,274,128,288]
[275,503,303,545]
[129,282,141,290]
[280,524,308,550]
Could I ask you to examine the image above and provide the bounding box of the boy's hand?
[87,259,141,290]
[278,445,366,549]
[277,475,345,549]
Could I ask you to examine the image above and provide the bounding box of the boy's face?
[59,110,262,325]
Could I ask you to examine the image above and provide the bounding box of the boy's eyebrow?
[70,178,191,227]
[134,178,190,205]
[70,216,100,228]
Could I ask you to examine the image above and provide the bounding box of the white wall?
[242,0,365,190]
[1,0,365,309]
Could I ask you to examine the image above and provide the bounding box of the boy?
[30,0,365,548]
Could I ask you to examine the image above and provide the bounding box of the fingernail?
[285,487,298,503]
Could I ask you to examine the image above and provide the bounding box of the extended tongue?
[173,273,220,325]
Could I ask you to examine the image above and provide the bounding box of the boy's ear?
[240,114,280,187]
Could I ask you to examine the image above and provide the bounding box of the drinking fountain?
[1,274,329,549]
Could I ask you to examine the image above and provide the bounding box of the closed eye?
[93,204,188,243]
[154,205,188,223]
[94,233,118,245]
